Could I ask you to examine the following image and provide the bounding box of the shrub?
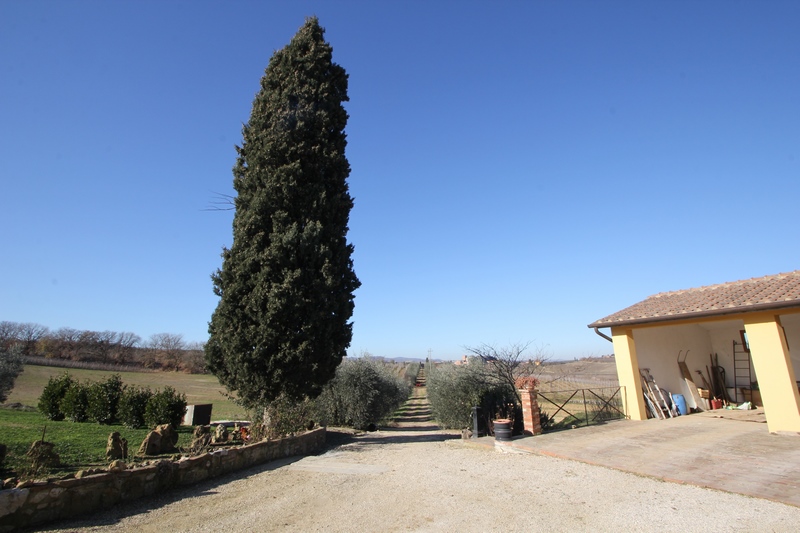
[0,344,24,403]
[426,364,483,429]
[61,381,90,422]
[86,374,124,424]
[427,363,518,430]
[251,394,316,441]
[315,357,410,430]
[118,385,153,429]
[144,386,187,428]
[37,372,74,421]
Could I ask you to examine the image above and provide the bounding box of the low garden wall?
[0,427,326,532]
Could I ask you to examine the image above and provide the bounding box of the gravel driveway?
[39,391,800,532]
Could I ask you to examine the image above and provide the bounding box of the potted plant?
[492,418,512,441]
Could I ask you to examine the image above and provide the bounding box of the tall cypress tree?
[206,17,360,409]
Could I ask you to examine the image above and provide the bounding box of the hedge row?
[37,372,187,428]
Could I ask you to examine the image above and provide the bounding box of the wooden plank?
[640,369,668,419]
[679,361,706,411]
[639,370,662,419]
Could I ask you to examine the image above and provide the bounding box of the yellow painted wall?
[611,328,647,420]
[743,314,800,433]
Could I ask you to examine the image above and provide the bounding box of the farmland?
[5,363,245,421]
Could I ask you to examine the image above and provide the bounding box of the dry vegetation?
[535,358,619,391]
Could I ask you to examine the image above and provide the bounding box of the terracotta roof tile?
[588,271,800,328]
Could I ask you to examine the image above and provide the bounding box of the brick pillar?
[518,387,542,436]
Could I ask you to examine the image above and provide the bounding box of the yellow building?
[588,271,800,434]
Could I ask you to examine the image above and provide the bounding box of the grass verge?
[1,364,247,480]
[0,407,194,479]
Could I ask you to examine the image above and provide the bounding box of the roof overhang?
[588,301,800,330]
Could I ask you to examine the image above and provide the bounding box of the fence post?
[582,389,589,427]
[515,377,542,436]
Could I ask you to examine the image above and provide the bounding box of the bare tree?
[147,333,186,371]
[17,322,49,355]
[93,330,118,363]
[183,341,207,374]
[113,332,141,365]
[44,327,82,359]
[0,321,21,351]
[465,342,550,401]
[76,330,100,361]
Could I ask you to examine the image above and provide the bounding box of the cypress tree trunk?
[206,17,360,409]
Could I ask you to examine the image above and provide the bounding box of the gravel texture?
[38,391,800,532]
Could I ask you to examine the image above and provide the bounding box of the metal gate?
[537,386,626,431]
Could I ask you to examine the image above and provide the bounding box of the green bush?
[118,385,153,429]
[315,357,410,430]
[37,372,74,421]
[426,363,518,430]
[86,374,124,424]
[61,381,90,422]
[144,386,187,428]
[426,364,482,429]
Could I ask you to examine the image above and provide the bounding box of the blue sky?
[1,1,798,361]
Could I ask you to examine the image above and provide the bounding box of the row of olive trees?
[314,357,412,430]
[0,321,205,373]
[251,357,413,439]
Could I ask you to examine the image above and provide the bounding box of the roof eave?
[587,300,800,330]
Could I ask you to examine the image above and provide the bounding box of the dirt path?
[40,383,800,532]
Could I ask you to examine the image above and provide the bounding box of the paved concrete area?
[463,409,800,507]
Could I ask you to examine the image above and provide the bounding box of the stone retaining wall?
[0,427,326,532]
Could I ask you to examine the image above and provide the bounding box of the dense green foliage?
[314,357,410,430]
[40,372,121,424]
[0,343,24,403]
[426,363,518,430]
[37,372,186,429]
[144,386,187,429]
[86,374,124,424]
[206,17,360,409]
[37,372,75,420]
[117,385,153,429]
[61,381,89,422]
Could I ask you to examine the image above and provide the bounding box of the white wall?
[632,324,713,410]
[624,314,800,412]
[707,324,751,402]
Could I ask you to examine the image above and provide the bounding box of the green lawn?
[6,364,246,421]
[1,364,248,479]
[0,408,196,478]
